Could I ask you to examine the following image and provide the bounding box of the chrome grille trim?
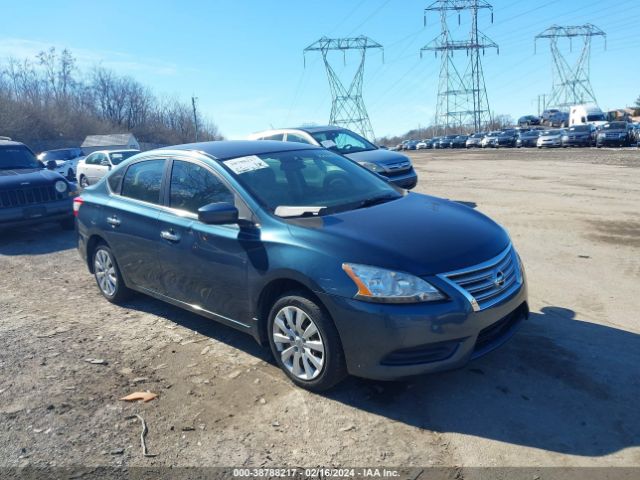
[437,244,523,312]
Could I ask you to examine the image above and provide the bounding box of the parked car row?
[388,121,640,151]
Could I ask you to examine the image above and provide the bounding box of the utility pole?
[304,36,383,141]
[535,24,606,110]
[421,0,498,134]
[191,96,199,142]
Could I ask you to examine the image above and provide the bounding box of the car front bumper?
[563,137,592,146]
[317,276,528,380]
[0,198,74,229]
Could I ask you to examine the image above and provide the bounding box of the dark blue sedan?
[76,141,528,391]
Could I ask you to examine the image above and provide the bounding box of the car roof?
[0,140,28,148]
[90,149,140,154]
[163,140,321,160]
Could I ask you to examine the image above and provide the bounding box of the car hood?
[345,149,411,169]
[288,193,510,276]
[0,168,64,187]
[539,134,562,139]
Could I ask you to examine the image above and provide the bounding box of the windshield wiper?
[356,194,400,209]
[274,206,327,218]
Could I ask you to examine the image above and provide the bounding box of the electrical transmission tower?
[421,0,498,133]
[535,24,606,110]
[304,36,383,140]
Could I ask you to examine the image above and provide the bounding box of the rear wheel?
[79,175,89,188]
[93,244,132,303]
[267,292,347,391]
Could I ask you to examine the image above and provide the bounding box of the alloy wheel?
[94,249,117,297]
[272,306,325,380]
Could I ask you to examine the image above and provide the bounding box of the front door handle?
[160,230,181,242]
[106,216,121,227]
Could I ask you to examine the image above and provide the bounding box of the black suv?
[596,122,632,148]
[0,140,77,229]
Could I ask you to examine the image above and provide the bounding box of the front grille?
[386,161,411,173]
[0,185,64,208]
[439,245,522,311]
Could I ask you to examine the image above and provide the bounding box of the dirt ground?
[1,147,639,471]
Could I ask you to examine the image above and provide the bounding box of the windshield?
[603,122,627,130]
[0,145,40,170]
[522,131,540,137]
[310,130,376,154]
[221,149,401,216]
[542,130,562,135]
[109,151,138,165]
[569,125,590,132]
[39,149,77,161]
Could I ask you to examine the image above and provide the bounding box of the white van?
[569,104,606,127]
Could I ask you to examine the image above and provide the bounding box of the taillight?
[73,196,84,217]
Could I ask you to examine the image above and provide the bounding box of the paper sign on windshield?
[225,155,269,174]
[320,140,336,148]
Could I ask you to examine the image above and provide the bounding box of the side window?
[285,132,312,144]
[264,133,284,141]
[107,167,125,193]
[85,153,96,165]
[169,160,234,214]
[121,160,165,204]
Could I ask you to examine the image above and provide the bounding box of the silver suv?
[248,126,418,189]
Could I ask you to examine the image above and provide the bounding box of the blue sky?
[1,0,638,138]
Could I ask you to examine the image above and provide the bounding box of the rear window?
[109,151,138,165]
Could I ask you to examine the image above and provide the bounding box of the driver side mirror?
[100,159,111,169]
[46,160,57,170]
[198,202,239,225]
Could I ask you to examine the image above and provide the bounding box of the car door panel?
[156,213,252,322]
[104,195,165,294]
[155,158,253,323]
[103,158,167,294]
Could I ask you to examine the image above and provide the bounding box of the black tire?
[92,243,132,303]
[59,216,75,231]
[79,175,89,188]
[67,169,75,180]
[267,291,347,392]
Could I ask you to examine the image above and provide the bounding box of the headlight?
[358,161,384,173]
[54,180,68,193]
[342,263,446,303]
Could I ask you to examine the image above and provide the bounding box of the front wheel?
[267,292,347,392]
[93,244,132,303]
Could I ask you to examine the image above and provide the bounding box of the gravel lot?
[1,147,639,471]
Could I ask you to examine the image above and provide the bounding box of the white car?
[37,148,85,180]
[416,140,429,149]
[76,149,140,187]
[536,129,565,148]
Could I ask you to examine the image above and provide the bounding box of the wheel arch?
[85,234,108,273]
[255,277,327,345]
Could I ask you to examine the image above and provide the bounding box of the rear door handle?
[160,230,181,242]
[106,216,121,227]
